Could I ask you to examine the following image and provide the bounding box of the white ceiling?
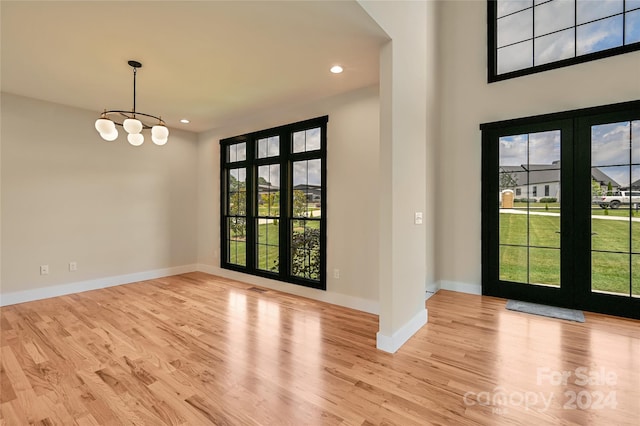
[1,1,388,133]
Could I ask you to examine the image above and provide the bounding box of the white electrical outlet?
[333,268,340,279]
[40,265,49,275]
[69,262,77,272]
[415,212,423,225]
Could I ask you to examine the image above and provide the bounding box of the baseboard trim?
[197,264,379,315]
[439,280,482,295]
[0,264,198,307]
[425,281,439,293]
[376,308,428,353]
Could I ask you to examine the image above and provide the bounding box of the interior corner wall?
[0,93,199,304]
[437,0,640,294]
[196,86,381,314]
[358,0,431,353]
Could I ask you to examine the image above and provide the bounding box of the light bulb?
[123,118,143,134]
[128,133,144,146]
[100,129,118,141]
[95,118,115,134]
[152,125,169,140]
[152,136,168,146]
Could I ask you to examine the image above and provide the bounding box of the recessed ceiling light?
[180,119,190,124]
[330,65,343,74]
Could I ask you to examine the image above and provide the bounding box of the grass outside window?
[500,212,640,295]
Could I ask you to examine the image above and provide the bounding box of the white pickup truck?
[593,191,640,209]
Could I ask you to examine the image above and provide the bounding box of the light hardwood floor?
[1,272,639,425]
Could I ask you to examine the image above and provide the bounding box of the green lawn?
[256,223,279,272]
[232,211,639,296]
[229,221,321,275]
[512,202,640,218]
[591,208,640,218]
[228,240,246,266]
[257,206,279,217]
[229,223,280,270]
[500,212,640,295]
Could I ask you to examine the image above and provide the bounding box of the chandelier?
[94,60,169,146]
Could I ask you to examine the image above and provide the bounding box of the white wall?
[1,93,199,303]
[0,88,381,312]
[437,0,640,294]
[358,0,436,353]
[197,86,381,313]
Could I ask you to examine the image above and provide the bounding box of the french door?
[482,101,640,319]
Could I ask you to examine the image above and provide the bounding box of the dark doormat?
[506,300,585,323]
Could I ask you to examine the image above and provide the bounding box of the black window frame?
[220,116,328,290]
[488,0,640,82]
[545,184,550,196]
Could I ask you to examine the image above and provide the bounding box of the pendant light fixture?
[95,60,169,146]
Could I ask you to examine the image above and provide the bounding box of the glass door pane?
[590,120,638,297]
[498,130,561,286]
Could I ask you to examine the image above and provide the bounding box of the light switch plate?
[415,212,423,225]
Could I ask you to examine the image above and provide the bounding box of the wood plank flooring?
[1,272,639,425]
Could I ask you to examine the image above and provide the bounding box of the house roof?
[592,168,621,187]
[500,164,559,185]
[293,184,322,192]
[500,164,620,187]
[258,184,279,192]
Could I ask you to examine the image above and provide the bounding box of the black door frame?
[481,100,640,320]
[574,108,640,319]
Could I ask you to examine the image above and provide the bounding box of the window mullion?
[532,0,536,66]
[280,130,291,281]
[574,0,577,57]
[245,140,256,272]
[220,152,228,266]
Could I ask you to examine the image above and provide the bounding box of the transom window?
[489,0,640,81]
[220,116,327,290]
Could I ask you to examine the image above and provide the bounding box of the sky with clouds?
[293,159,321,187]
[500,121,640,186]
[229,127,322,189]
[592,121,640,186]
[258,164,280,187]
[257,136,280,159]
[499,130,561,166]
[497,0,640,74]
